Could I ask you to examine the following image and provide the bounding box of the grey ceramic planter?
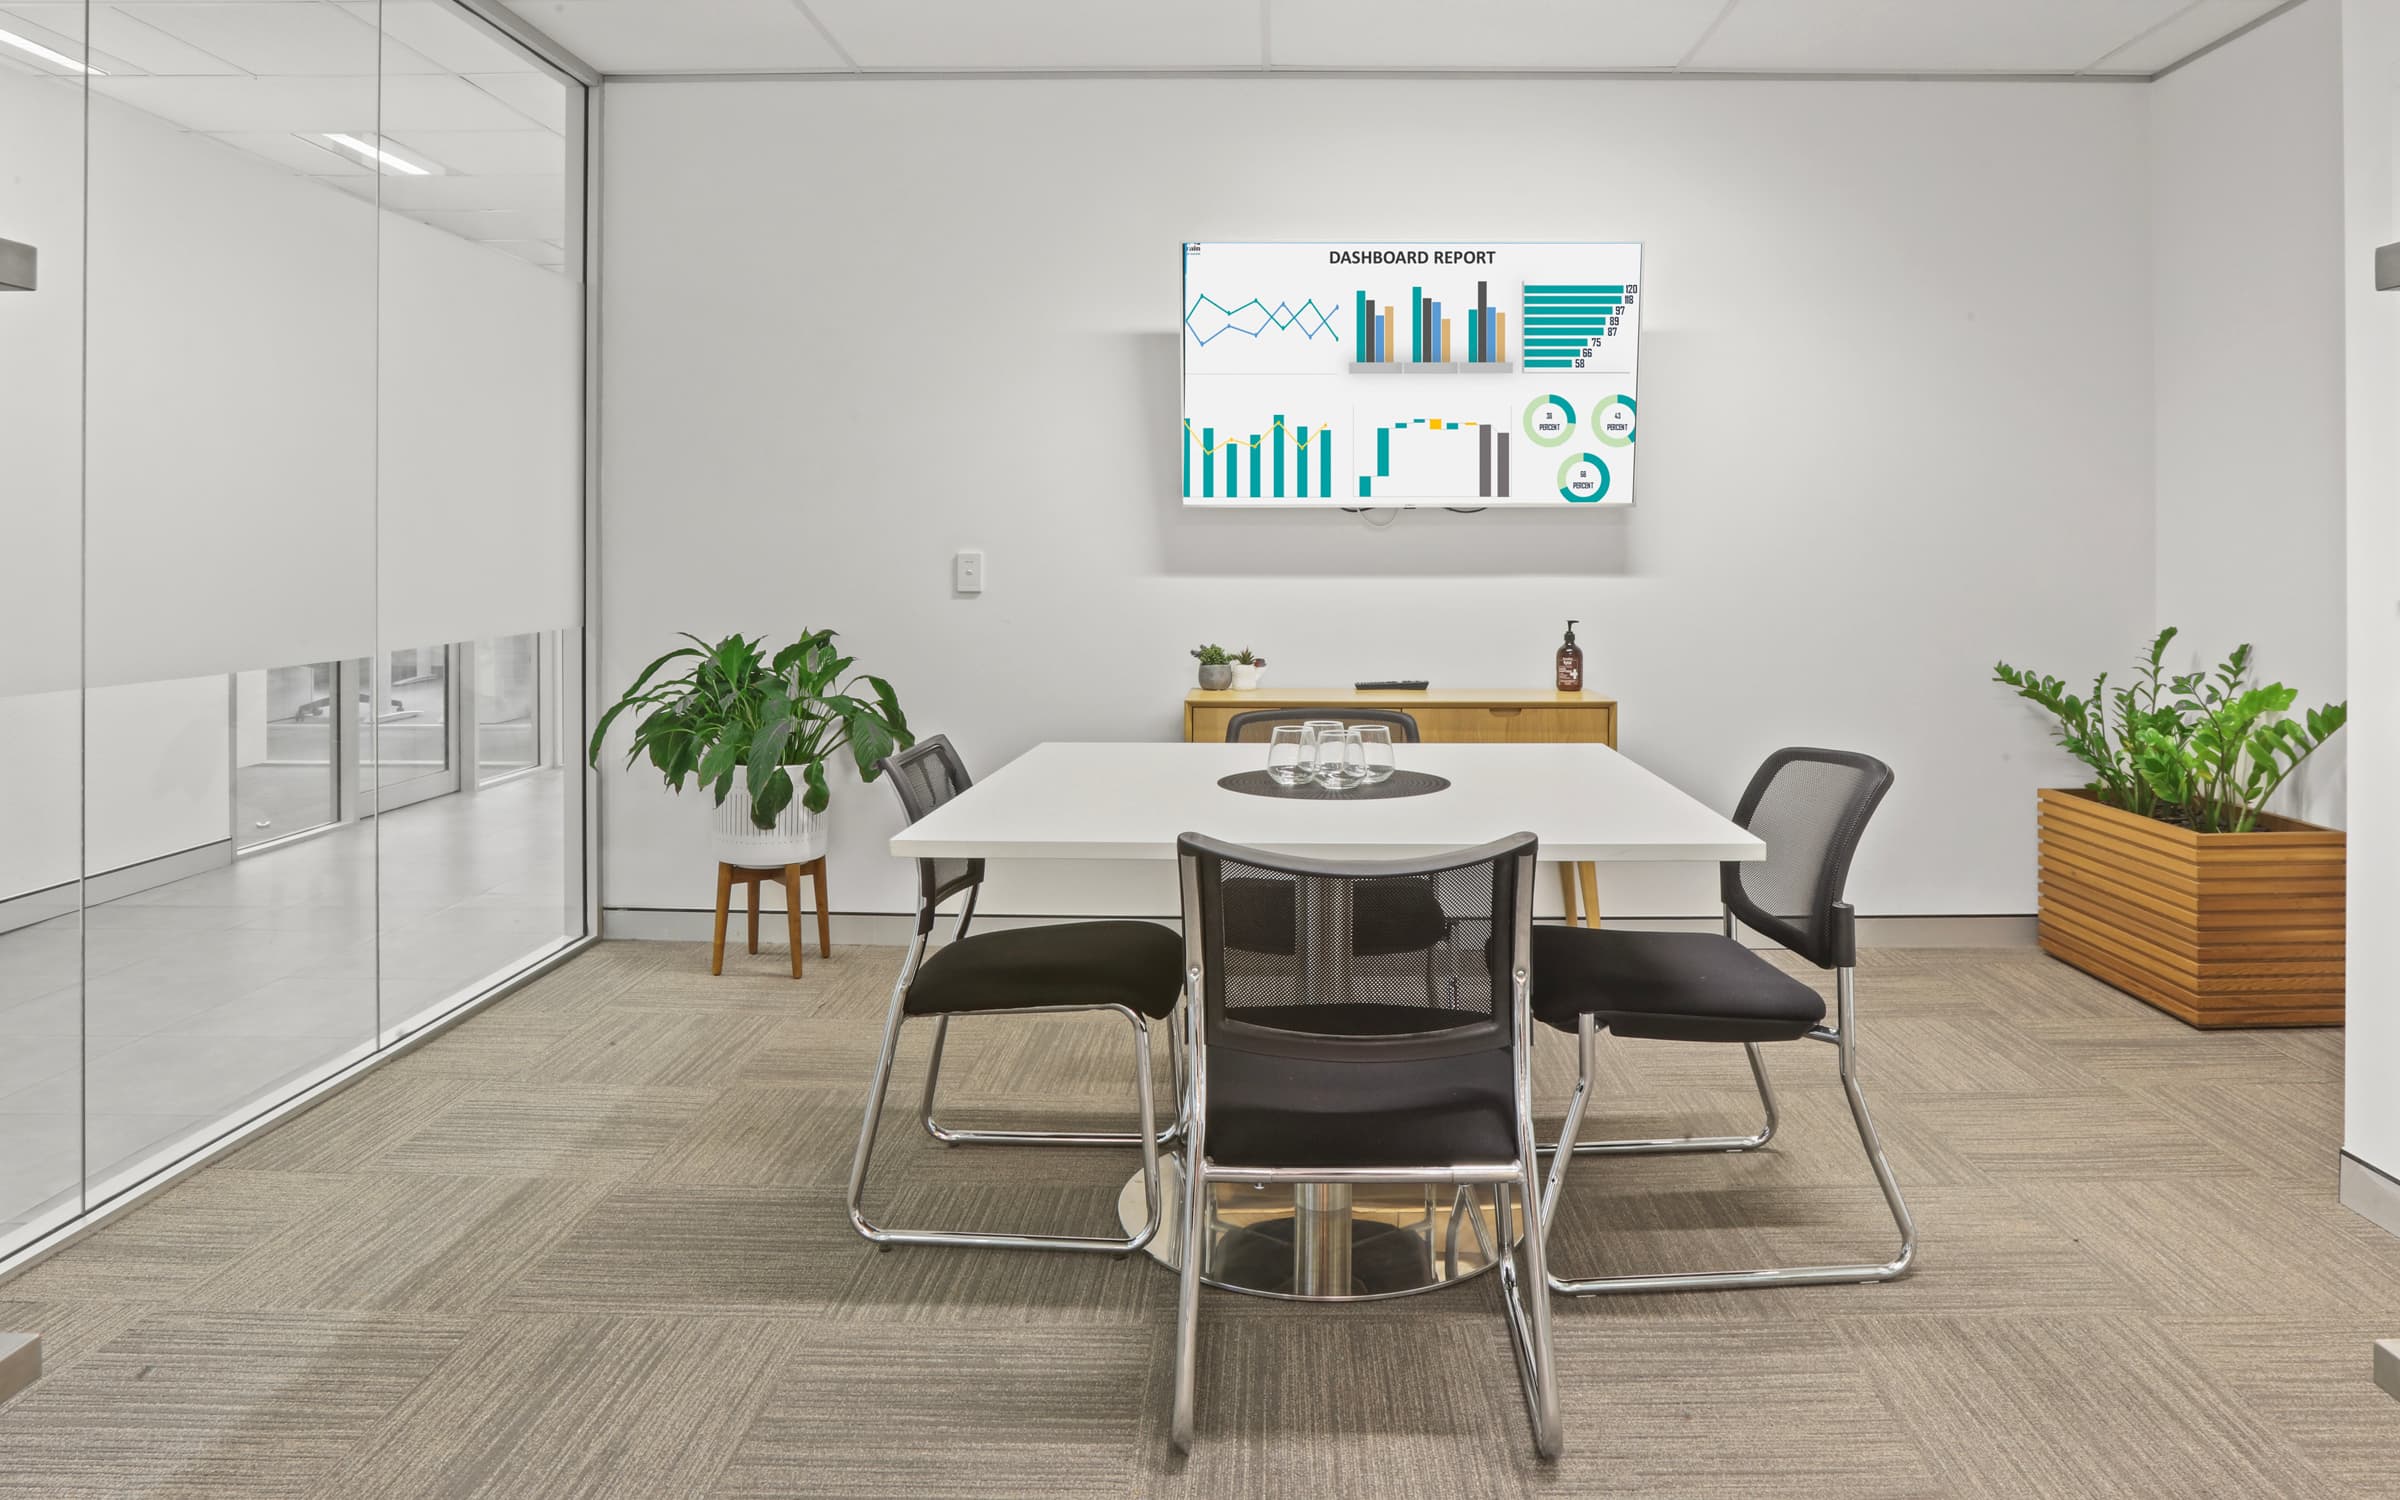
[1197,663,1233,691]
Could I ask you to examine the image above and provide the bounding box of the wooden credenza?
[1182,686,1618,925]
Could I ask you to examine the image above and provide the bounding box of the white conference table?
[887,739,1764,1301]
[888,740,1764,866]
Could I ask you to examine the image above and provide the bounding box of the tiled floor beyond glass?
[0,771,571,1247]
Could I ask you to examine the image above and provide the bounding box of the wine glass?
[1265,725,1310,785]
[1354,724,1396,783]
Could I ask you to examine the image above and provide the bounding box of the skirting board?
[2341,1152,2400,1240]
[0,840,235,937]
[0,1332,37,1406]
[604,908,2038,949]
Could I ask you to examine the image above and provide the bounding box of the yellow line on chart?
[1182,417,1330,455]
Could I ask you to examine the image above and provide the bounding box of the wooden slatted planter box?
[2036,788,2345,1028]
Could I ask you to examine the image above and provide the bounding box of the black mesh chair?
[1533,747,1917,1295]
[1223,706,1422,743]
[1169,832,1561,1458]
[846,735,1179,1255]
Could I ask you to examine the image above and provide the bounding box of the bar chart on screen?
[1181,241,1639,507]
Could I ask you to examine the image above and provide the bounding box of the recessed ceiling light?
[0,26,103,75]
[318,132,440,177]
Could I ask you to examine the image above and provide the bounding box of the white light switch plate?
[954,551,984,594]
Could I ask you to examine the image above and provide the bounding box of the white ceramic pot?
[1229,663,1264,691]
[710,765,829,867]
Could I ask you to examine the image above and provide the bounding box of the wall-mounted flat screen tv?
[1181,241,1641,508]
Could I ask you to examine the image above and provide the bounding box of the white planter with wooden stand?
[711,766,829,868]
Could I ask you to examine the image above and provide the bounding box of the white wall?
[599,76,2156,919]
[2152,0,2350,828]
[2342,0,2400,1209]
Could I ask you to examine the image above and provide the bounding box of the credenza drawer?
[1183,691,1615,749]
[1410,704,1614,745]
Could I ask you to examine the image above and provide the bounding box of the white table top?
[888,741,1763,864]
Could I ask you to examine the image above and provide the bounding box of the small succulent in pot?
[1192,644,1233,691]
[1230,649,1266,691]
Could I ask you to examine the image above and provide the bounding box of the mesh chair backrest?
[876,735,984,923]
[1223,708,1422,743]
[1719,748,1892,969]
[1179,831,1536,1064]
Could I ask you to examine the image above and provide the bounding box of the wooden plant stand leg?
[1557,863,1581,927]
[747,872,763,955]
[1576,862,1602,928]
[808,857,831,957]
[782,864,805,979]
[711,862,735,976]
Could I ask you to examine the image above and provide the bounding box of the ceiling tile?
[482,238,567,269]
[379,70,553,129]
[345,0,538,73]
[392,127,562,175]
[374,170,564,212]
[807,0,1260,70]
[463,68,568,132]
[1689,0,2192,73]
[91,73,379,131]
[112,0,383,74]
[498,0,846,72]
[84,4,258,72]
[414,206,553,239]
[1268,0,1725,70]
[2086,0,2284,73]
[205,127,372,172]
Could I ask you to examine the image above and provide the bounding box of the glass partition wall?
[0,1,588,1261]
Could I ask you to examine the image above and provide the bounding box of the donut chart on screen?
[1556,453,1611,503]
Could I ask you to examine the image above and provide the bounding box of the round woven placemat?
[1216,768,1451,801]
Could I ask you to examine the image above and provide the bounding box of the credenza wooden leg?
[1557,863,1581,927]
[1576,862,1601,928]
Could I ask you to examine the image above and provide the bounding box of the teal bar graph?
[1523,281,1635,370]
[1295,425,1308,498]
[1320,426,1331,495]
[1376,426,1390,476]
[1202,426,1214,498]
[1273,415,1285,498]
[1249,435,1261,498]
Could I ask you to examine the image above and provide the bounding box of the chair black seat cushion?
[905,920,1184,1020]
[1202,1043,1517,1168]
[1531,927,1827,1044]
[1222,876,1448,957]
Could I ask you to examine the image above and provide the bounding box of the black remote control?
[1355,680,1429,691]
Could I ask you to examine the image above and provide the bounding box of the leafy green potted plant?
[1995,627,2347,1027]
[589,630,911,867]
[1230,649,1267,691]
[1192,644,1233,692]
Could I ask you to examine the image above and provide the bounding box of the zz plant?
[1994,627,2345,834]
[588,630,912,829]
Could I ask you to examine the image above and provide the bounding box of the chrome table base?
[1118,1159,1518,1301]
